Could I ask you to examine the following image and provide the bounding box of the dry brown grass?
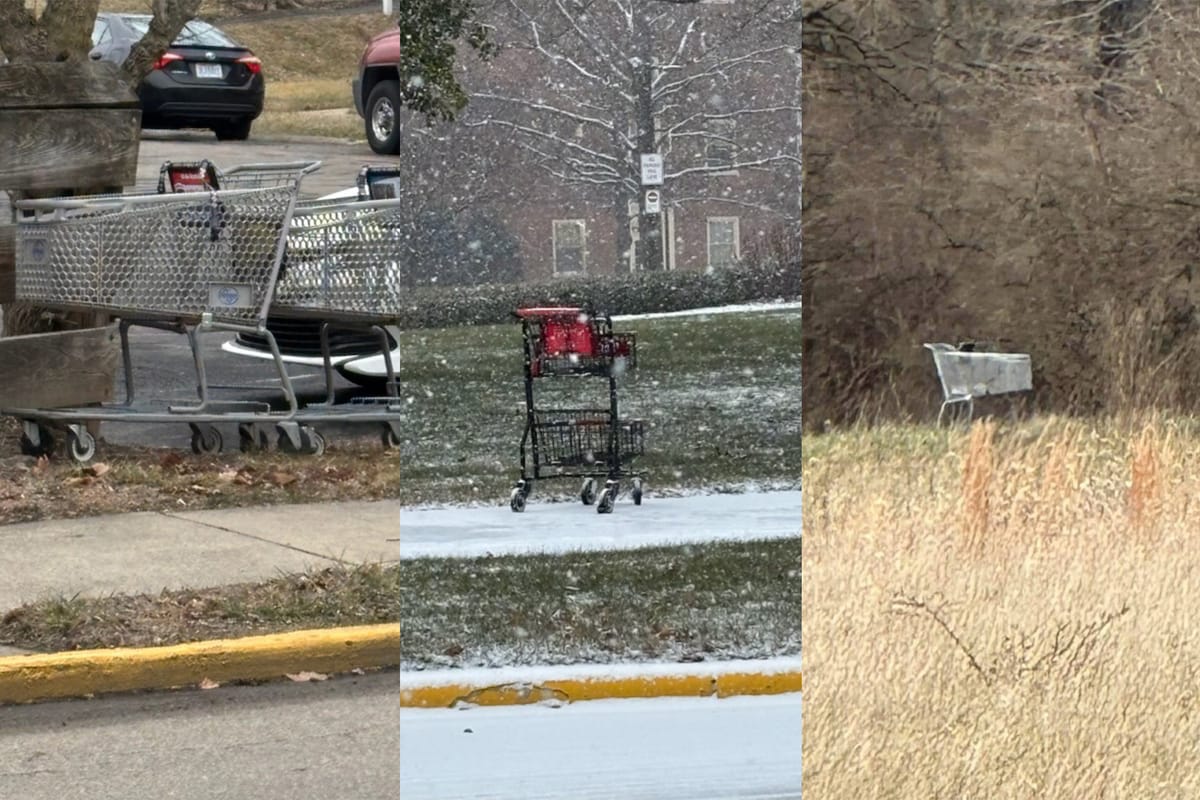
[803,415,1200,797]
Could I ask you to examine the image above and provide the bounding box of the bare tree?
[0,0,203,335]
[464,0,800,273]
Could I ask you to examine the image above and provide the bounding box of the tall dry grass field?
[803,415,1200,797]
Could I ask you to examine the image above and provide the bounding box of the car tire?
[214,118,253,141]
[365,80,401,155]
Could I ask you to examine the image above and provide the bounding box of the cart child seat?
[158,160,222,193]
[517,307,597,357]
[357,165,403,200]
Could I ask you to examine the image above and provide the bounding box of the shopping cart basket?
[5,184,319,462]
[509,306,645,514]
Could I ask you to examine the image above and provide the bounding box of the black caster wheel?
[381,426,400,450]
[67,429,96,464]
[19,424,55,458]
[190,425,223,455]
[632,478,644,506]
[510,488,527,513]
[238,423,270,453]
[279,426,325,456]
[597,484,617,514]
[580,478,597,506]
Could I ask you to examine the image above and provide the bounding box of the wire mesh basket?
[531,408,645,468]
[15,185,298,326]
[269,198,404,322]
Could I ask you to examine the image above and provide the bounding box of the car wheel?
[214,118,253,141]
[365,80,401,155]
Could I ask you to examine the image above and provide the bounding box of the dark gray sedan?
[90,13,265,141]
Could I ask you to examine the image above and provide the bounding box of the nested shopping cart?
[157,159,322,193]
[255,189,404,453]
[6,176,403,462]
[509,306,645,514]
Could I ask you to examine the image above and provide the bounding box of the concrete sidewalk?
[0,499,400,614]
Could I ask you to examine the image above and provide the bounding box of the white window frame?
[552,219,588,275]
[706,216,740,272]
[705,117,738,173]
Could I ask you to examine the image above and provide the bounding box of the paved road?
[0,670,400,800]
[400,693,803,800]
[5,131,399,451]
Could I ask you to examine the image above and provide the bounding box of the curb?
[400,661,802,708]
[0,623,399,705]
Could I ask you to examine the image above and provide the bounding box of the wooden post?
[0,60,139,411]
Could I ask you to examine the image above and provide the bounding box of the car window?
[118,15,243,49]
[91,18,110,47]
[175,20,243,48]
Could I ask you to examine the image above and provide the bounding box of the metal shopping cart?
[6,176,402,461]
[255,194,404,452]
[509,306,645,514]
[157,159,322,193]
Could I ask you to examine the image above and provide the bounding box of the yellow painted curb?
[400,669,802,708]
[0,623,399,705]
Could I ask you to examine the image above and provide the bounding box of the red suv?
[352,24,401,155]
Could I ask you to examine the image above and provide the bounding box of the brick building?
[393,1,799,284]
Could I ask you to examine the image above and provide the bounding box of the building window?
[707,217,739,271]
[553,219,587,274]
[705,117,737,170]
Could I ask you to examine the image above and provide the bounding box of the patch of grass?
[397,309,802,505]
[254,107,361,140]
[265,79,354,112]
[803,413,1200,797]
[399,538,800,670]
[224,12,386,84]
[0,562,399,652]
[0,415,399,525]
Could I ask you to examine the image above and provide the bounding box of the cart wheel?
[305,428,326,457]
[597,485,616,514]
[632,478,644,506]
[190,426,223,456]
[19,425,55,458]
[580,478,597,506]
[238,423,269,453]
[510,488,527,513]
[68,429,96,464]
[381,426,401,450]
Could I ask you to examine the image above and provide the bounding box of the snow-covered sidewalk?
[399,692,802,799]
[400,490,801,560]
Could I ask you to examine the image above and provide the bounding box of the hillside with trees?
[802,0,1200,426]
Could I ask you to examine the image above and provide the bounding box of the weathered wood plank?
[0,62,139,111]
[0,108,140,192]
[0,323,119,408]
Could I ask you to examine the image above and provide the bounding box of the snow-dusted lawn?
[396,306,801,506]
[399,692,802,800]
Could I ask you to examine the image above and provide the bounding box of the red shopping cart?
[509,306,645,514]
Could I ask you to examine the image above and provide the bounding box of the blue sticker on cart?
[208,284,253,309]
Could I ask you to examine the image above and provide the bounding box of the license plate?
[194,63,224,79]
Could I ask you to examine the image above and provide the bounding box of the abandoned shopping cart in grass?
[924,342,1033,425]
[510,307,646,514]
